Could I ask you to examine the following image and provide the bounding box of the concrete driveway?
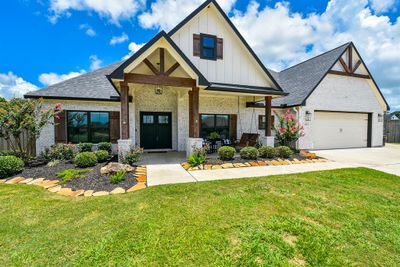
[312,144,400,176]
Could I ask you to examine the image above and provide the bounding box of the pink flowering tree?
[0,98,62,160]
[273,108,304,148]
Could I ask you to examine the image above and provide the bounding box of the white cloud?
[79,24,96,37]
[110,32,129,45]
[0,72,39,99]
[230,0,400,109]
[123,41,145,59]
[138,0,237,30]
[89,55,103,70]
[49,0,145,24]
[370,0,397,13]
[39,70,85,86]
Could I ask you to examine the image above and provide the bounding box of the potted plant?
[207,131,220,143]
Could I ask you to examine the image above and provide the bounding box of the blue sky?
[0,0,399,110]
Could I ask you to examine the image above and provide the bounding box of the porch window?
[200,34,217,60]
[200,114,230,139]
[67,111,110,143]
[258,115,275,130]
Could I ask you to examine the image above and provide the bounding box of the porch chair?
[236,133,259,149]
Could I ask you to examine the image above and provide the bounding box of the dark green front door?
[140,112,172,149]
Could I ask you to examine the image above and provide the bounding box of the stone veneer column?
[118,139,133,163]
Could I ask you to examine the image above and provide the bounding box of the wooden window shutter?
[54,110,66,143]
[229,114,237,140]
[193,34,200,57]
[217,38,223,59]
[109,111,121,144]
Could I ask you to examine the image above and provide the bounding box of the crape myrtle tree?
[273,108,304,148]
[0,97,62,161]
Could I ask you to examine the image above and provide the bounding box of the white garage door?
[313,112,369,149]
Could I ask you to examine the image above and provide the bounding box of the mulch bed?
[12,162,137,191]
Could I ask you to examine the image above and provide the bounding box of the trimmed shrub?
[0,156,24,178]
[110,170,126,184]
[95,150,109,163]
[74,152,97,168]
[218,146,235,161]
[188,147,207,167]
[47,144,76,161]
[77,143,93,152]
[275,146,293,158]
[124,147,144,166]
[240,146,259,160]
[97,142,112,153]
[258,146,276,159]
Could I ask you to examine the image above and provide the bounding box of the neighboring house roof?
[168,0,283,92]
[108,30,209,86]
[25,62,124,102]
[271,43,350,107]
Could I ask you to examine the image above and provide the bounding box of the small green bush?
[218,146,235,161]
[240,146,259,160]
[0,156,25,178]
[95,150,109,163]
[47,144,76,161]
[188,147,207,167]
[77,143,93,152]
[74,152,97,168]
[110,170,126,184]
[97,142,112,153]
[275,146,293,158]
[56,168,92,183]
[258,146,276,159]
[207,131,220,141]
[0,150,16,157]
[124,147,144,166]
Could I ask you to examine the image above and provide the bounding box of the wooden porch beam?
[192,87,200,138]
[120,84,130,139]
[353,60,362,73]
[265,96,272,137]
[328,70,370,79]
[348,46,352,73]
[339,57,351,73]
[164,62,180,76]
[143,58,159,75]
[159,48,165,74]
[124,73,196,87]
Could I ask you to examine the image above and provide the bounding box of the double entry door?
[140,112,172,149]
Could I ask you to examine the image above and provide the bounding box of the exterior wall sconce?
[378,113,383,122]
[305,110,312,121]
[155,85,163,95]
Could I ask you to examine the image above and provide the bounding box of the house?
[390,113,399,121]
[25,0,389,157]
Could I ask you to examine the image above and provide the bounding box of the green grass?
[1,168,399,266]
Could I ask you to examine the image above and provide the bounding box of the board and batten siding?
[170,5,274,88]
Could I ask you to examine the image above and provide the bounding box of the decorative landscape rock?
[48,185,62,192]
[5,177,25,184]
[127,182,146,192]
[92,191,109,197]
[19,178,33,184]
[28,178,45,185]
[110,187,125,194]
[57,188,73,196]
[70,190,85,197]
[100,162,135,175]
[83,190,94,197]
[0,179,6,184]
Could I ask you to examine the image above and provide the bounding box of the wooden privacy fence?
[385,120,400,143]
[0,130,36,155]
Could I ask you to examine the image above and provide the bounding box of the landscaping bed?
[12,162,138,191]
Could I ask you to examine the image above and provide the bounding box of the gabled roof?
[271,43,350,107]
[108,30,208,86]
[168,0,283,92]
[25,62,124,101]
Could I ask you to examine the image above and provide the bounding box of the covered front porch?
[107,31,284,160]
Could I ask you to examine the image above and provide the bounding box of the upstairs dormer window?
[193,33,223,60]
[201,34,217,60]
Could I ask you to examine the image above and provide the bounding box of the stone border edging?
[0,166,148,197]
[181,158,330,171]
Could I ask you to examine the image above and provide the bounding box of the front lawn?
[1,168,399,266]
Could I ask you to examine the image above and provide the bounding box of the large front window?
[200,114,230,139]
[67,111,110,143]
